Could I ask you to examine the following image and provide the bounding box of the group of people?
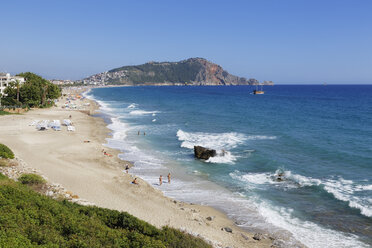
[137,131,146,136]
[131,173,171,186]
[159,173,171,186]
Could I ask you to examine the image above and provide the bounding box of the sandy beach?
[0,87,276,248]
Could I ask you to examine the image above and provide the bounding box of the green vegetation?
[108,59,204,85]
[0,143,14,159]
[0,174,211,248]
[1,72,61,108]
[0,110,12,115]
[18,174,46,185]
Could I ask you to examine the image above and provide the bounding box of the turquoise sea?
[85,85,372,248]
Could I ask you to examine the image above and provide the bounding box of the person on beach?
[159,175,162,186]
[167,173,171,184]
[125,165,129,173]
[132,178,138,184]
[138,131,140,135]
[144,132,146,136]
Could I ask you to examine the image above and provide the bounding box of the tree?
[2,85,18,106]
[16,72,61,107]
[47,83,61,99]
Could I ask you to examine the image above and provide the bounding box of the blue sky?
[1,0,371,83]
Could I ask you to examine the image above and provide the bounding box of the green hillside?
[109,60,203,84]
[0,173,211,248]
[84,58,259,85]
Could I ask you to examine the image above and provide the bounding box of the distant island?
[82,58,274,86]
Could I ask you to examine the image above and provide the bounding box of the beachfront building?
[0,73,25,95]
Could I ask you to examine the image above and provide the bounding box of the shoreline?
[0,86,277,248]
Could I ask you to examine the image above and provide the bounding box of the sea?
[84,85,372,248]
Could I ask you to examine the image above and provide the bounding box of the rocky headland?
[84,58,273,86]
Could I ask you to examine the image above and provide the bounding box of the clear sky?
[1,0,371,83]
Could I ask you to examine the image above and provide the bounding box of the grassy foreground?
[0,173,211,248]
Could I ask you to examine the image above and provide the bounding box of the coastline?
[0,86,277,248]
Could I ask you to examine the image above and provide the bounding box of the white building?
[0,73,25,95]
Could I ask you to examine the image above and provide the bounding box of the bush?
[0,143,14,159]
[0,175,211,247]
[0,110,12,115]
[18,173,46,185]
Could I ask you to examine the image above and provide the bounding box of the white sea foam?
[230,171,273,188]
[95,99,116,114]
[229,169,322,190]
[176,129,248,164]
[231,169,372,218]
[284,170,322,187]
[206,151,237,164]
[246,135,277,140]
[127,103,137,109]
[323,178,372,217]
[255,200,368,248]
[177,129,247,150]
[129,110,159,115]
[356,184,372,191]
[152,119,157,122]
[107,117,129,140]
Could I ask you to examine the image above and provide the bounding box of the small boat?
[253,90,265,95]
[253,84,264,94]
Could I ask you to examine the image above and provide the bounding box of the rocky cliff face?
[84,58,261,86]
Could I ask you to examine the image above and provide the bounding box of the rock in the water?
[223,227,233,233]
[194,146,217,160]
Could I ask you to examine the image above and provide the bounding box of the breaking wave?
[230,170,372,217]
[323,178,372,217]
[129,110,159,115]
[176,129,248,164]
[127,103,137,109]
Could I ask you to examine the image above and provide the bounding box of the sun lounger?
[67,126,75,132]
[63,119,72,126]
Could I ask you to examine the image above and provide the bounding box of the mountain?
[84,58,265,86]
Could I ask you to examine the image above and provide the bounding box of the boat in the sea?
[253,84,264,94]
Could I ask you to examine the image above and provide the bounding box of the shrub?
[0,110,12,115]
[18,173,46,185]
[0,144,14,159]
[0,174,211,247]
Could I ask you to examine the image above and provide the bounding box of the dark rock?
[206,216,214,221]
[253,233,263,241]
[223,227,233,233]
[194,146,217,160]
[241,233,249,240]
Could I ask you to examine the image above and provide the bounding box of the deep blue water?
[86,85,372,248]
